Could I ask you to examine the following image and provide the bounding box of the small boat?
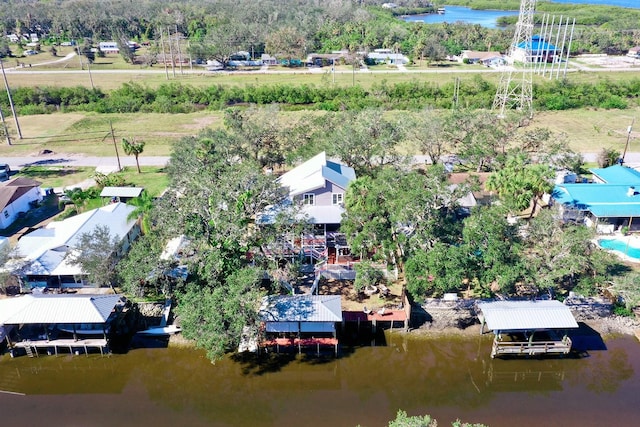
[137,324,182,336]
[57,324,110,335]
[437,7,445,14]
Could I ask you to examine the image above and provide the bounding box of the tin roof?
[260,295,342,323]
[299,205,345,224]
[478,300,578,331]
[553,184,640,217]
[0,294,123,325]
[278,152,355,197]
[517,35,557,52]
[100,187,144,198]
[590,165,640,184]
[16,202,137,262]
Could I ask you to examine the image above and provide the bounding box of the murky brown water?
[1,332,639,427]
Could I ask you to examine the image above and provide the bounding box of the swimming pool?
[598,238,640,261]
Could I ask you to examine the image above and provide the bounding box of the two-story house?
[277,152,356,264]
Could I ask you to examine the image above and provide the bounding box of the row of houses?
[0,151,596,359]
[1,153,620,289]
[5,33,39,43]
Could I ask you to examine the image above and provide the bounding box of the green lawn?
[530,108,640,153]
[18,165,95,188]
[0,111,221,157]
[17,165,169,196]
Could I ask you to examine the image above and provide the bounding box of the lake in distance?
[1,332,639,427]
[403,6,519,28]
[403,1,639,28]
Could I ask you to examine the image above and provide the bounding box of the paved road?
[6,152,640,172]
[5,51,640,76]
[3,155,170,171]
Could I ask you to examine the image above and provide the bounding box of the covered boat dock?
[259,294,342,356]
[0,294,125,357]
[478,300,579,358]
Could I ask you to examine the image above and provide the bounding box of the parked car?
[0,163,10,181]
[23,49,38,56]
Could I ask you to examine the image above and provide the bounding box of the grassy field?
[534,108,640,153]
[17,165,169,195]
[0,107,636,160]
[0,111,221,157]
[1,51,639,190]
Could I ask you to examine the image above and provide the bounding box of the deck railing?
[491,336,572,358]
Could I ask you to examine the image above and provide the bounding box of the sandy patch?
[576,54,640,68]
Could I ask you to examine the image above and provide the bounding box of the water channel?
[1,331,639,426]
[402,6,519,28]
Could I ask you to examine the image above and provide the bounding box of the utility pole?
[86,58,95,90]
[452,77,460,110]
[0,58,22,139]
[332,58,335,84]
[109,121,122,171]
[167,26,176,78]
[175,24,183,76]
[622,118,635,165]
[160,28,169,80]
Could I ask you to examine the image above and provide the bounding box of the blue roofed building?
[553,165,640,233]
[512,35,558,63]
[589,165,640,184]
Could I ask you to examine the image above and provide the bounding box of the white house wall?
[0,187,42,229]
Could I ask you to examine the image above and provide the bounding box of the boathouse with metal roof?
[478,300,579,358]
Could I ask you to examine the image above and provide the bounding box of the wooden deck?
[343,309,408,332]
[11,338,109,358]
[491,336,573,358]
[261,337,339,356]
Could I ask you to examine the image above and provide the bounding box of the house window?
[332,193,344,205]
[302,193,315,205]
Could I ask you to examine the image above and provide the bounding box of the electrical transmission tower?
[492,0,537,118]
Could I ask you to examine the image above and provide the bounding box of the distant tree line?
[2,77,640,115]
[0,0,639,62]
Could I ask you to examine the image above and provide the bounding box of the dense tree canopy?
[134,127,300,360]
[342,165,468,271]
[1,0,639,66]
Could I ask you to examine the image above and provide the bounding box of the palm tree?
[122,137,145,173]
[486,154,553,217]
[127,190,154,234]
[64,187,90,213]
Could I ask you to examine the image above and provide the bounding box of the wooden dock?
[491,336,573,358]
[343,309,409,332]
[11,338,109,358]
[261,337,339,356]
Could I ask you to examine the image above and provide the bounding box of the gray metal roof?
[278,152,355,197]
[260,295,342,323]
[100,187,144,198]
[0,294,123,325]
[478,300,578,331]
